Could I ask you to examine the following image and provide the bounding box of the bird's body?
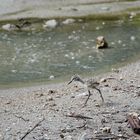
[85,78,99,89]
[68,75,104,106]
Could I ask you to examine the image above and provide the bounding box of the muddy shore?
[0,0,140,21]
[0,60,140,140]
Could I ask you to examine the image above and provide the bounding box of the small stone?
[96,36,108,49]
[95,103,100,107]
[100,78,107,83]
[43,19,58,28]
[118,134,123,137]
[48,89,56,94]
[112,68,119,73]
[36,93,44,97]
[118,126,122,132]
[49,75,55,80]
[60,134,64,138]
[104,84,109,87]
[136,85,140,88]
[47,96,54,101]
[50,103,57,107]
[94,131,98,134]
[119,77,123,80]
[101,127,111,133]
[101,118,106,124]
[112,87,118,91]
[2,24,17,31]
[71,95,75,98]
[62,19,75,25]
[5,100,12,104]
[129,12,136,19]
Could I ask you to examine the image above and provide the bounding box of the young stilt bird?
[68,75,104,106]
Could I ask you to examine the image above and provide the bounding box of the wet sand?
[0,60,140,139]
[0,0,140,20]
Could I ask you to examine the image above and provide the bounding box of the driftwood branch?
[127,114,140,134]
[94,134,128,140]
[65,113,93,120]
[20,118,45,140]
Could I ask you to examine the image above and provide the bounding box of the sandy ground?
[0,60,140,140]
[0,0,140,20]
[0,0,140,140]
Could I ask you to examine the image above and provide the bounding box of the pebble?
[129,12,136,19]
[100,78,107,83]
[95,103,100,107]
[62,18,75,25]
[2,23,17,31]
[119,76,123,80]
[5,100,12,104]
[35,93,44,98]
[43,19,58,28]
[112,68,120,73]
[94,131,98,134]
[49,75,55,80]
[46,96,54,101]
[100,126,111,133]
[60,134,64,138]
[48,89,56,94]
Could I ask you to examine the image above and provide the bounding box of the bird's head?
[68,74,85,85]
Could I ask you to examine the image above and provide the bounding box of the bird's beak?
[67,80,73,85]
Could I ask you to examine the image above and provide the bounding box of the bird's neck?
[79,79,85,84]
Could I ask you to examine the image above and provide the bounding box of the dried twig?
[20,118,45,140]
[76,121,87,129]
[94,134,128,140]
[65,113,93,120]
[14,114,29,122]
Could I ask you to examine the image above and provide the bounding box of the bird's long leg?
[94,87,104,103]
[84,90,92,106]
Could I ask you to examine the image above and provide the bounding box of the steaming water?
[0,20,140,87]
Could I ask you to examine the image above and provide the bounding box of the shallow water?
[0,19,140,87]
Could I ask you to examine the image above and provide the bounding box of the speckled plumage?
[68,75,104,106]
